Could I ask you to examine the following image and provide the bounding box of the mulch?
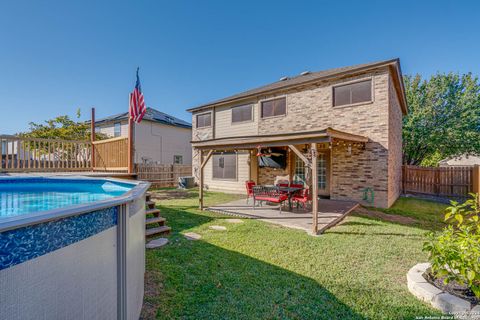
[424,271,479,306]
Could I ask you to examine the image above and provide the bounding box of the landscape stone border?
[407,263,480,319]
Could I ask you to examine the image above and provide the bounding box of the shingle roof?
[94,107,191,128]
[187,58,406,113]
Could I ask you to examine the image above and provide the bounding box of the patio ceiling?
[191,127,368,151]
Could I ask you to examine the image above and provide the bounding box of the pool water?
[0,179,134,218]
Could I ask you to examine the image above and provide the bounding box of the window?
[333,79,372,107]
[261,97,286,118]
[212,153,237,180]
[174,155,183,164]
[1,141,6,155]
[231,104,252,123]
[196,113,212,128]
[114,122,122,137]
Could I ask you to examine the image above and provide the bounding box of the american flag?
[129,68,146,123]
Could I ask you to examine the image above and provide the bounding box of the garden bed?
[424,270,479,306]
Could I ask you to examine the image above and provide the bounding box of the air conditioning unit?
[178,176,195,189]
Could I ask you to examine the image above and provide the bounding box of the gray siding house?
[188,59,407,208]
[95,107,192,165]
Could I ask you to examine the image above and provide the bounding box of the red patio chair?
[245,180,256,204]
[291,187,312,210]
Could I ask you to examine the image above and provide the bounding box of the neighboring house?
[95,107,192,165]
[188,59,407,208]
[439,155,480,167]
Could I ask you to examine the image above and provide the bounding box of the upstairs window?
[231,104,253,123]
[114,122,122,137]
[333,79,372,107]
[261,97,286,118]
[196,112,212,128]
[212,153,237,180]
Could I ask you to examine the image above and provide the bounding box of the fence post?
[91,108,96,171]
[472,165,480,197]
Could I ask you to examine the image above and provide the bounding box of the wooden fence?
[92,137,129,171]
[135,164,192,187]
[1,135,92,172]
[402,165,479,198]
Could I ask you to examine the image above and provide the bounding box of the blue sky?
[1,0,479,134]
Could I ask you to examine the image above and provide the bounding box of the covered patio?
[193,127,368,235]
[208,198,359,234]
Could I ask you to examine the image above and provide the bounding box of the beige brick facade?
[191,65,404,208]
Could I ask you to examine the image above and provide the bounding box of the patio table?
[277,186,303,210]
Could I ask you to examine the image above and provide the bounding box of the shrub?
[423,193,480,298]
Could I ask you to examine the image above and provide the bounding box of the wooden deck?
[208,199,359,235]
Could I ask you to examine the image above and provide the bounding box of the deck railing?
[92,136,129,171]
[0,135,92,172]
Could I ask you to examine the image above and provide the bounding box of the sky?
[0,0,479,134]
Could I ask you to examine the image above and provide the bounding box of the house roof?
[191,127,368,150]
[94,107,192,129]
[187,58,407,114]
[439,155,480,166]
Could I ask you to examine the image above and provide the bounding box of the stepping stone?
[146,238,169,249]
[225,219,243,224]
[184,232,202,240]
[209,225,227,231]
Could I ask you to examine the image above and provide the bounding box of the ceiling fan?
[256,146,283,157]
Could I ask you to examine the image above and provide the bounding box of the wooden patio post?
[311,143,319,234]
[199,150,213,210]
[91,107,96,171]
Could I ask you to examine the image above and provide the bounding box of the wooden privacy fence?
[92,137,129,171]
[1,135,92,172]
[135,164,192,187]
[402,165,480,198]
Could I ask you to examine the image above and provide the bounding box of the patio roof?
[191,127,368,150]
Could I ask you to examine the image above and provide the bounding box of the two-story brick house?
[188,59,407,208]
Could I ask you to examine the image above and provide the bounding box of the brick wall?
[387,74,403,206]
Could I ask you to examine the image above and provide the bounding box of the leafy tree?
[403,73,480,166]
[19,109,105,141]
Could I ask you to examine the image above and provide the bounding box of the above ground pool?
[0,178,134,218]
[0,176,149,320]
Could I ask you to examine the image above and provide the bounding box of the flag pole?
[128,95,134,174]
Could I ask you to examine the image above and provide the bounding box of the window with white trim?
[261,97,286,118]
[196,113,212,128]
[231,104,252,123]
[174,155,183,164]
[114,122,121,137]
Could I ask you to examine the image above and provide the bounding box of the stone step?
[146,217,166,225]
[146,208,161,216]
[146,226,171,237]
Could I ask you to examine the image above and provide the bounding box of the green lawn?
[143,189,445,319]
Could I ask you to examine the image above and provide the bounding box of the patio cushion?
[255,195,288,203]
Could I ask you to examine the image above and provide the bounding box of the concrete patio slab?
[208,199,359,235]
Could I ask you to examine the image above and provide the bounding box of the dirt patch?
[140,270,164,320]
[353,206,418,225]
[149,189,192,201]
[424,270,479,306]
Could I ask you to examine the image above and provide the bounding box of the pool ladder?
[145,193,171,237]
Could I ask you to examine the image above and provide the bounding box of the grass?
[143,189,444,319]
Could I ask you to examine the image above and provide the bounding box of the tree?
[19,109,105,141]
[403,73,480,166]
